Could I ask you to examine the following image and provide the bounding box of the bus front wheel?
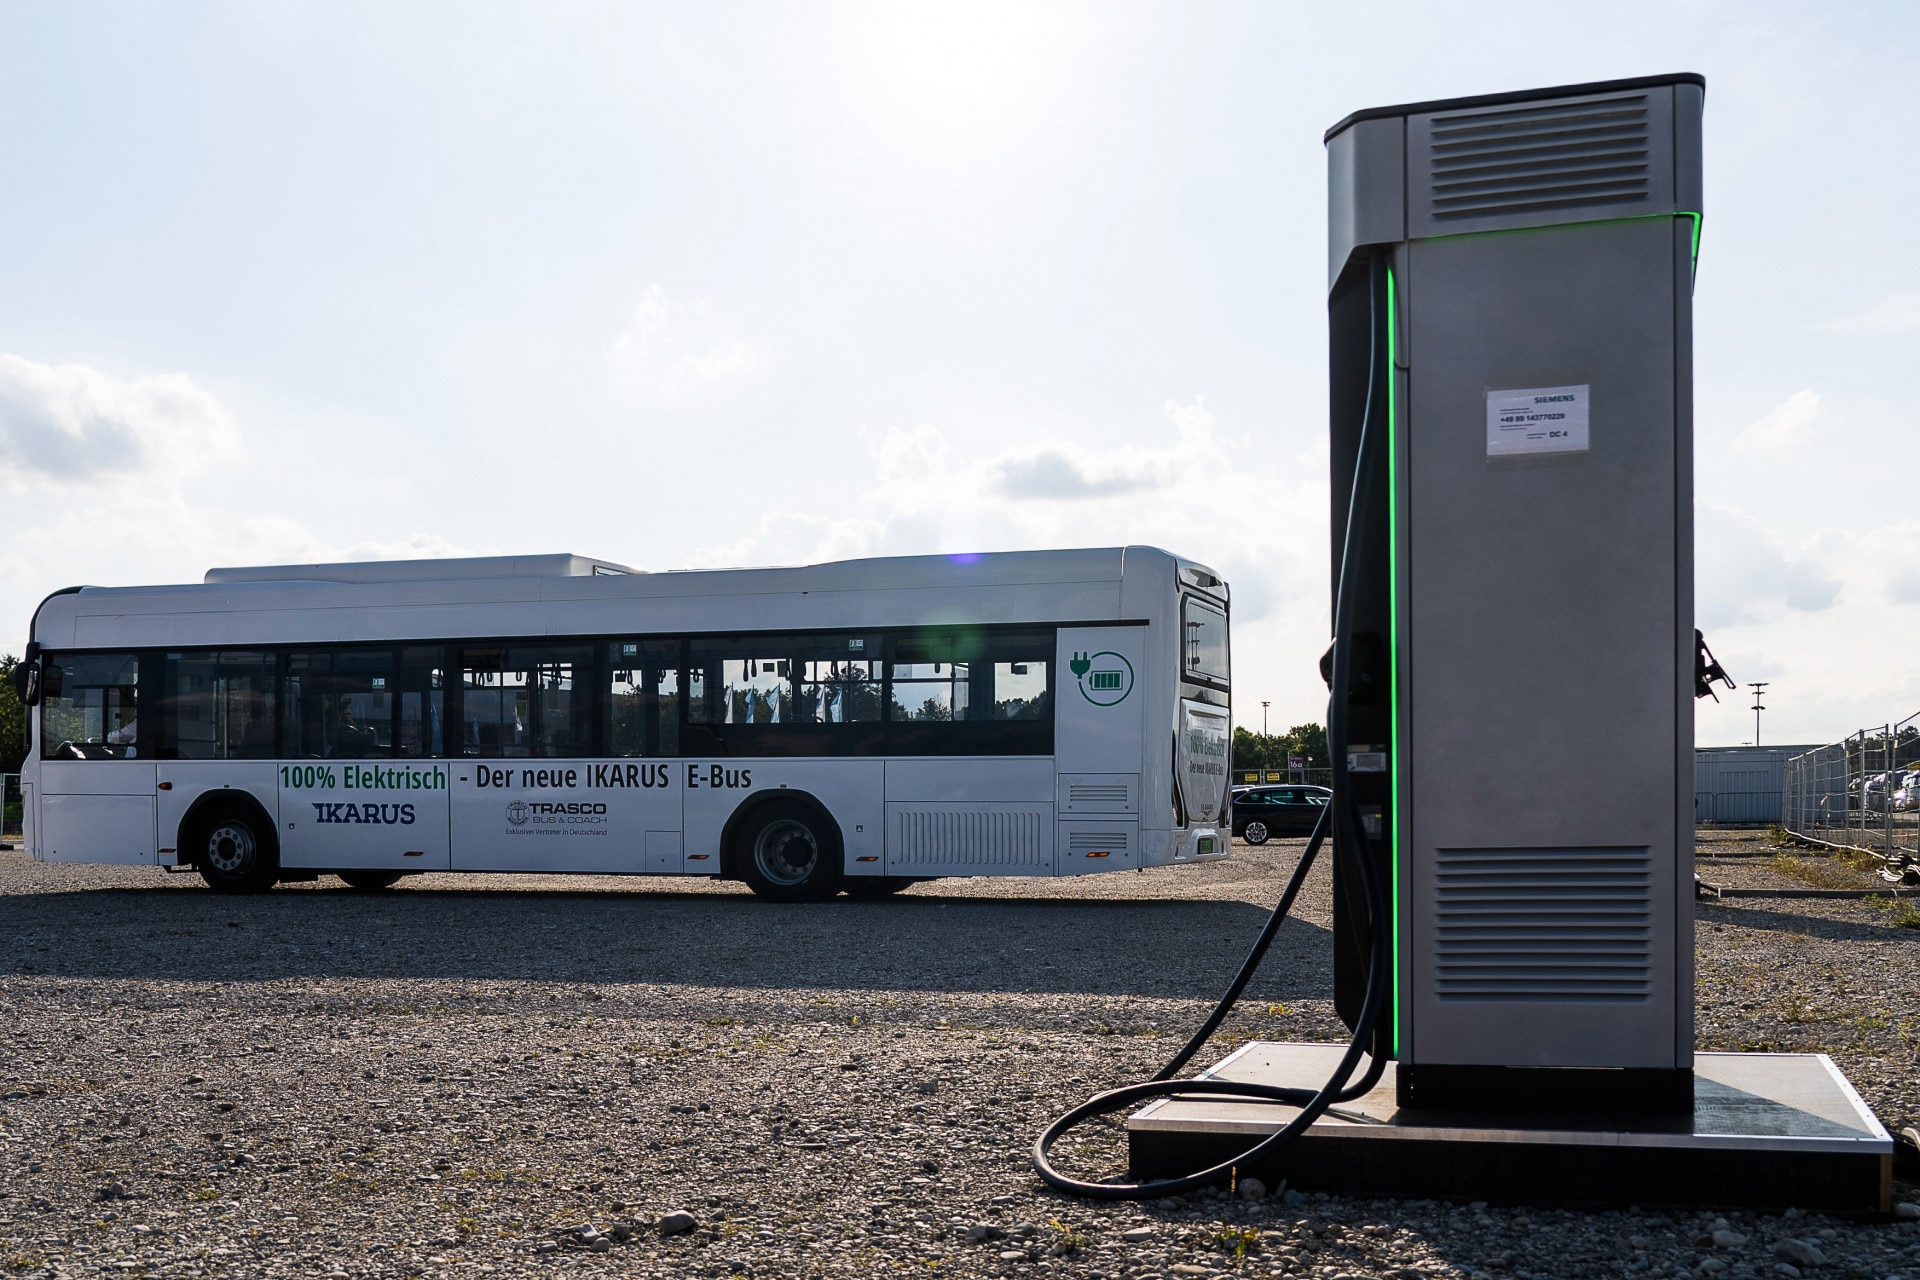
[736,801,842,903]
[190,805,279,894]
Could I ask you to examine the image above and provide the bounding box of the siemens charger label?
[1487,384,1589,457]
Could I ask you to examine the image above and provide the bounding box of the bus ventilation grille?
[1066,784,1130,809]
[1428,94,1651,223]
[1432,845,1652,1003]
[894,810,1047,868]
[1065,828,1132,856]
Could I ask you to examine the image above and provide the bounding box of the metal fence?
[1781,716,1920,869]
[2,773,20,840]
[1234,768,1334,788]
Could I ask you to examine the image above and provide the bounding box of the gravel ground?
[0,830,1916,1280]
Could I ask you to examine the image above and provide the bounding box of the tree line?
[0,656,22,775]
[1232,721,1328,775]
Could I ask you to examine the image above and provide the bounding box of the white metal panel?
[40,794,156,864]
[1055,627,1147,775]
[275,761,449,872]
[644,829,684,874]
[885,758,1053,803]
[1056,818,1140,874]
[37,761,156,796]
[449,759,681,874]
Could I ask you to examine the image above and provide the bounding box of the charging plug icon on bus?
[1072,650,1134,706]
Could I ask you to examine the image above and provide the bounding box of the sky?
[0,0,1915,748]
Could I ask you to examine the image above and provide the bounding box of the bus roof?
[29,546,1226,649]
[205,553,640,584]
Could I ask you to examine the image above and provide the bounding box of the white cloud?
[0,495,484,601]
[1817,292,1920,337]
[605,285,754,403]
[687,396,1334,730]
[1733,388,1822,456]
[991,398,1220,499]
[0,352,239,488]
[1695,504,1840,628]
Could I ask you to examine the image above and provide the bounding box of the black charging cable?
[1032,251,1393,1200]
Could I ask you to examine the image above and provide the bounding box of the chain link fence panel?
[1782,717,1920,876]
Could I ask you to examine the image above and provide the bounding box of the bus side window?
[458,645,594,758]
[606,640,679,758]
[38,652,140,761]
[282,650,396,759]
[161,651,276,760]
[687,638,791,727]
[890,634,970,722]
[397,647,445,759]
[798,635,884,724]
[986,633,1051,721]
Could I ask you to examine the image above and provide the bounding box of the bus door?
[275,647,452,873]
[34,652,158,864]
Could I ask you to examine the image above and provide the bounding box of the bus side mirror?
[14,640,42,707]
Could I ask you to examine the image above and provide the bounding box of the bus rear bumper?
[1172,827,1228,863]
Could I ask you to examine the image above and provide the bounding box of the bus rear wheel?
[338,870,406,891]
[190,804,279,894]
[736,801,842,903]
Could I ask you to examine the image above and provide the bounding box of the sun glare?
[835,0,1089,156]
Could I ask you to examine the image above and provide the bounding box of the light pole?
[1261,701,1270,737]
[1748,682,1769,746]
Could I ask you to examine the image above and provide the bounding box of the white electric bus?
[12,547,1233,900]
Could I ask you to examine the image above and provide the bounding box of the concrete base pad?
[1127,1043,1892,1210]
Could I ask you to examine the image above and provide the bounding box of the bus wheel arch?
[180,791,281,894]
[722,792,844,903]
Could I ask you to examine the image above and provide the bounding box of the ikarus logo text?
[1070,651,1134,706]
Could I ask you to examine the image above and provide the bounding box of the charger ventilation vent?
[1428,94,1651,223]
[1433,846,1652,1003]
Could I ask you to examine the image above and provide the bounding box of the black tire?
[338,870,406,891]
[1242,820,1270,846]
[842,876,914,899]
[734,800,842,903]
[189,803,279,894]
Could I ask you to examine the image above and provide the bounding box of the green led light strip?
[1427,211,1704,276]
[1682,211,1702,274]
[1386,265,1403,1059]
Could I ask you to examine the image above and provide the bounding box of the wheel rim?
[753,819,819,887]
[1246,821,1268,844]
[205,821,256,875]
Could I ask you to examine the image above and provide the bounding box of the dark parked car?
[1230,784,1331,844]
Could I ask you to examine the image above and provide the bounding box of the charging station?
[1078,74,1893,1209]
